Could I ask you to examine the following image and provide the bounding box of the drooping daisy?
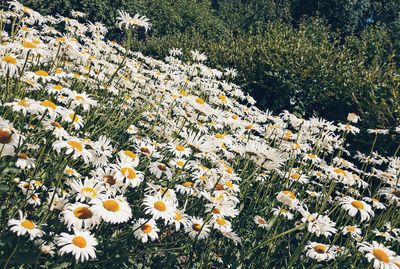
[143,195,174,221]
[43,120,70,139]
[357,241,398,269]
[92,196,132,224]
[363,197,386,210]
[276,190,299,207]
[254,215,269,228]
[0,125,23,157]
[133,218,160,243]
[1,54,20,76]
[56,228,97,262]
[8,211,44,240]
[15,152,36,169]
[338,196,374,222]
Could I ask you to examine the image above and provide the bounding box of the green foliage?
[135,19,400,130]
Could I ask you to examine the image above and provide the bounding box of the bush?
[135,19,400,131]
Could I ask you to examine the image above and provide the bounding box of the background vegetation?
[20,0,400,140]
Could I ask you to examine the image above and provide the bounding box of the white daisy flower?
[186,217,210,239]
[8,211,44,240]
[56,228,97,262]
[133,218,160,243]
[92,196,132,224]
[143,195,174,221]
[61,203,101,230]
[338,196,374,222]
[357,241,398,269]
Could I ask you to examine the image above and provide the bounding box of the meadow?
[0,1,399,268]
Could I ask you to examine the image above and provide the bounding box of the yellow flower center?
[103,175,116,185]
[67,140,83,152]
[103,200,120,212]
[218,95,227,103]
[213,208,221,215]
[183,181,193,188]
[225,181,234,188]
[40,100,57,110]
[175,211,183,221]
[35,70,48,77]
[0,129,12,144]
[22,41,37,49]
[52,84,63,90]
[372,249,390,263]
[123,150,136,159]
[18,99,29,107]
[225,165,233,174]
[154,201,166,212]
[72,236,87,248]
[195,97,205,105]
[334,168,347,176]
[140,147,151,154]
[216,218,227,226]
[73,206,93,219]
[314,244,327,254]
[346,226,356,232]
[351,200,365,210]
[215,134,225,139]
[69,113,79,123]
[157,164,167,171]
[2,55,17,64]
[18,153,28,159]
[192,223,202,232]
[81,187,97,198]
[21,220,35,230]
[176,160,185,167]
[179,90,188,96]
[291,173,301,181]
[215,183,224,190]
[283,190,296,200]
[175,145,185,152]
[141,224,152,234]
[121,167,136,179]
[51,121,62,129]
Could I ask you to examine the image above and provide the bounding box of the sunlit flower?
[8,210,44,240]
[56,228,97,262]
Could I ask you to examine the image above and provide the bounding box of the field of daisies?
[0,1,399,268]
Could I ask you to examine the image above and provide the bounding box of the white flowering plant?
[0,1,399,268]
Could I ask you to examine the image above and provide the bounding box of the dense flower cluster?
[0,1,399,268]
